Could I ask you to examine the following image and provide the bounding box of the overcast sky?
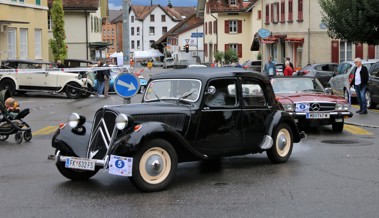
[109,0,198,10]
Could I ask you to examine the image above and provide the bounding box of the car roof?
[64,59,97,64]
[151,68,267,82]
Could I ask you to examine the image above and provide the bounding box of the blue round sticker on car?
[115,160,125,169]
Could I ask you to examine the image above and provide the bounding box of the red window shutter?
[288,0,293,22]
[225,44,229,52]
[209,22,212,35]
[331,40,339,63]
[368,45,376,59]
[271,3,274,23]
[258,10,261,19]
[204,44,208,57]
[280,1,285,22]
[238,20,242,33]
[238,44,242,58]
[214,43,217,52]
[213,21,217,34]
[355,43,363,58]
[298,0,303,21]
[265,4,270,24]
[206,2,209,14]
[205,23,207,35]
[225,20,229,33]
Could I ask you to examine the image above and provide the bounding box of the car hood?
[276,92,346,103]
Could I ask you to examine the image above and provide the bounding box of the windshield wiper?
[177,90,197,104]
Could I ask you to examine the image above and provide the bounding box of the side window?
[206,79,238,107]
[341,63,351,74]
[370,65,379,77]
[336,63,343,74]
[241,80,266,107]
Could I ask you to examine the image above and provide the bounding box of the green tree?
[214,51,224,64]
[319,0,379,45]
[224,49,239,64]
[49,0,67,61]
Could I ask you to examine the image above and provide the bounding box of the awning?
[285,37,304,43]
[261,37,278,44]
[89,42,112,49]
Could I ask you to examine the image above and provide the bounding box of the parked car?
[52,68,304,192]
[275,63,285,76]
[297,63,338,88]
[187,64,207,68]
[152,60,164,67]
[329,60,377,101]
[163,57,175,69]
[0,65,93,99]
[271,77,353,132]
[242,60,261,72]
[1,59,54,69]
[366,61,379,109]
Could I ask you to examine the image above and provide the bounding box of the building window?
[297,0,303,21]
[230,0,236,5]
[288,0,293,22]
[229,20,237,33]
[229,44,238,53]
[150,40,154,48]
[209,22,212,35]
[161,15,166,22]
[340,41,353,63]
[36,0,40,5]
[131,40,135,49]
[103,29,106,37]
[271,2,279,24]
[48,14,52,30]
[137,40,140,49]
[162,26,167,34]
[225,43,242,58]
[131,16,134,23]
[34,29,42,59]
[150,14,155,22]
[7,28,16,59]
[137,27,140,35]
[107,30,110,36]
[20,28,28,59]
[280,0,285,23]
[131,27,134,36]
[112,29,114,36]
[149,26,155,35]
[265,4,270,24]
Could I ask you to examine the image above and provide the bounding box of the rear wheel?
[267,123,293,163]
[24,130,32,142]
[366,90,377,109]
[55,150,99,180]
[332,121,344,133]
[129,139,178,192]
[15,132,23,144]
[0,79,16,95]
[65,82,82,99]
[81,85,93,98]
[0,135,9,141]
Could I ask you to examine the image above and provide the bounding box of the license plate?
[65,157,96,171]
[306,113,330,119]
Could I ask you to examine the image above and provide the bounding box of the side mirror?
[205,86,216,95]
[325,87,332,94]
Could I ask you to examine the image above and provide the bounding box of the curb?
[345,121,379,128]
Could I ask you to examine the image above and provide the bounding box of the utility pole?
[122,0,131,104]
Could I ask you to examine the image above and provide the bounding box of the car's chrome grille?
[87,109,117,159]
[309,102,335,112]
[133,114,186,131]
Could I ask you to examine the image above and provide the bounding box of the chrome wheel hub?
[145,154,163,176]
[278,135,287,150]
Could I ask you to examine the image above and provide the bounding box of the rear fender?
[52,121,93,157]
[112,122,207,161]
[265,111,302,143]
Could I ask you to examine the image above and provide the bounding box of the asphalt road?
[0,67,378,218]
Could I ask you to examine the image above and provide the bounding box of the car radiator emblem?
[88,118,113,159]
[310,103,321,111]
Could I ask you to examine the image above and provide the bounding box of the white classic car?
[0,68,94,99]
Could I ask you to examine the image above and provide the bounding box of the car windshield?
[272,78,324,93]
[144,79,201,102]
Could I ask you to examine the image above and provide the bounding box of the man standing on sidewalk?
[350,58,369,114]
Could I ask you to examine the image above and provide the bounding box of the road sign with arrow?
[114,73,140,98]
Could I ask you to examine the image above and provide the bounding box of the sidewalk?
[345,105,379,128]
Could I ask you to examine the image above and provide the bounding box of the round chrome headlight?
[115,114,129,130]
[283,104,295,112]
[68,113,80,128]
[335,103,343,111]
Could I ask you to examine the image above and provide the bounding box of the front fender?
[52,121,93,157]
[0,76,19,89]
[112,122,207,161]
[265,111,302,143]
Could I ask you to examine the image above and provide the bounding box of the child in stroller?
[0,90,32,144]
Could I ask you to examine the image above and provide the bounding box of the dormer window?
[230,0,236,6]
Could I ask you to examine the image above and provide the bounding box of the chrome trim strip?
[260,135,273,150]
[58,155,105,167]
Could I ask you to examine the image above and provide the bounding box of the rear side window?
[370,64,379,77]
[315,64,329,71]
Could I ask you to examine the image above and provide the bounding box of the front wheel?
[0,135,9,141]
[266,123,293,163]
[24,130,32,142]
[366,90,377,109]
[15,132,23,144]
[55,150,99,180]
[0,79,16,95]
[332,121,344,133]
[129,139,178,192]
[81,85,93,98]
[65,83,82,99]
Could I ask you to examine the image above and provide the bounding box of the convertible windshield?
[144,79,201,102]
[271,78,324,93]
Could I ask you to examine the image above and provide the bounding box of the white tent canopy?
[110,52,123,58]
[133,50,164,59]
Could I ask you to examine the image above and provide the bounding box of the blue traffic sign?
[191,32,204,38]
[114,73,140,98]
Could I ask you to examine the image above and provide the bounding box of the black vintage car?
[52,68,304,192]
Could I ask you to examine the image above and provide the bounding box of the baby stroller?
[0,90,32,144]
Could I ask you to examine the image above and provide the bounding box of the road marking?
[33,126,58,136]
[344,124,373,135]
[351,104,379,112]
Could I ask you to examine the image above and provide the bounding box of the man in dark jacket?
[96,61,105,96]
[350,58,369,114]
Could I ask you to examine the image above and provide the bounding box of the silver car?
[329,60,377,101]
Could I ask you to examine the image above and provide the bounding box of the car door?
[335,63,352,95]
[28,69,49,89]
[239,77,272,152]
[314,64,333,87]
[369,64,379,104]
[195,78,243,156]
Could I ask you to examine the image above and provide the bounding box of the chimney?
[168,0,172,8]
